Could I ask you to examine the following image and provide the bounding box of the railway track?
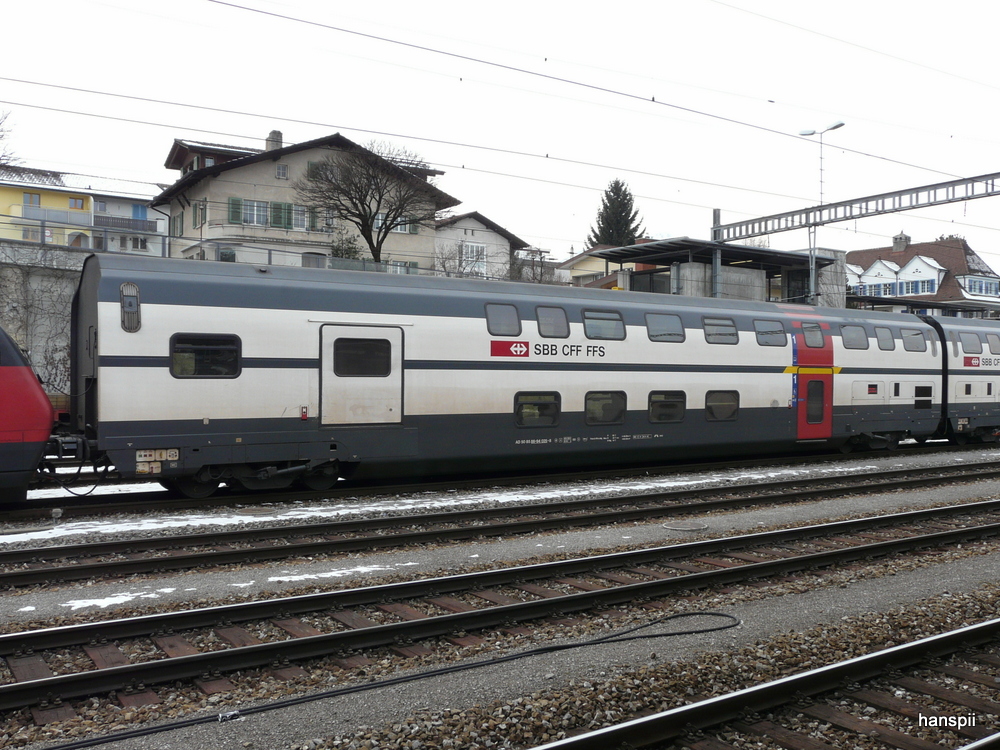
[11,441,973,520]
[3,498,1000,724]
[531,616,1000,750]
[4,458,1000,589]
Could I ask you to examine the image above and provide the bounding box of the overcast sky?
[5,0,1000,265]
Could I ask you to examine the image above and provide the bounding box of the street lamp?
[799,121,845,304]
[799,121,845,206]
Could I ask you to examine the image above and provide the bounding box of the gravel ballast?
[3,449,1000,749]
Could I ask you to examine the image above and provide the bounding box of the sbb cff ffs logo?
[491,341,529,357]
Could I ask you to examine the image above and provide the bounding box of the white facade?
[850,255,946,300]
[434,212,528,279]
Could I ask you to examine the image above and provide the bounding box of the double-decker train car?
[0,325,55,503]
[5,252,1000,501]
[59,252,979,498]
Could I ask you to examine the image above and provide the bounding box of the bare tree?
[295,140,440,263]
[506,248,556,284]
[0,111,19,168]
[434,240,487,277]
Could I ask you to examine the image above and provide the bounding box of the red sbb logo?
[491,341,529,357]
[965,356,981,367]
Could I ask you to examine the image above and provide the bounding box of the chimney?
[265,130,283,151]
[892,231,910,252]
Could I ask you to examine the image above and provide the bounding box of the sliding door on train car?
[320,325,403,425]
[792,320,834,441]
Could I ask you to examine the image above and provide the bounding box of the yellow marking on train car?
[783,366,843,374]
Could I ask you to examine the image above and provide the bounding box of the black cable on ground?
[36,610,741,750]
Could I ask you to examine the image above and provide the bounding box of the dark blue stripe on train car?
[99,356,319,368]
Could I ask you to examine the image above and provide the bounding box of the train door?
[791,320,834,440]
[320,325,403,425]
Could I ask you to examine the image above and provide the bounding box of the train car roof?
[79,253,929,324]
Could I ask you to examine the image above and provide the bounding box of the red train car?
[0,326,54,502]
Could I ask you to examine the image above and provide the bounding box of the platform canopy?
[586,237,838,272]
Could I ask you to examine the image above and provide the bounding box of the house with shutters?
[150,130,459,269]
[846,233,1000,316]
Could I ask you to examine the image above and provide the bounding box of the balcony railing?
[93,214,159,232]
[17,204,92,226]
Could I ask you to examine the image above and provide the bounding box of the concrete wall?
[0,241,85,404]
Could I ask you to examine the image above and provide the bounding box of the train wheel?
[160,476,221,499]
[950,433,969,446]
[299,473,338,491]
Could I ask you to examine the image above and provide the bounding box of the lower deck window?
[515,392,560,427]
[585,391,626,425]
[170,334,241,378]
[705,390,739,421]
[649,391,685,423]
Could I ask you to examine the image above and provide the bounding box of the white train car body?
[68,254,977,497]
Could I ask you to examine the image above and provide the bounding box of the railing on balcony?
[10,204,92,226]
[93,214,159,232]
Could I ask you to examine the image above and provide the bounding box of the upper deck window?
[901,328,927,352]
[703,317,738,345]
[753,319,787,347]
[960,332,984,354]
[801,321,825,348]
[875,327,895,351]
[537,306,570,338]
[646,313,684,343]
[840,325,869,350]
[486,304,521,336]
[583,310,625,340]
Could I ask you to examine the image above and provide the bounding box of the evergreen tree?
[586,179,644,248]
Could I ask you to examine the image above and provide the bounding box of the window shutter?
[409,219,419,234]
[308,208,318,231]
[271,202,291,229]
[228,197,243,224]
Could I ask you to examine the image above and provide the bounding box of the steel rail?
[528,616,1000,749]
[8,442,974,520]
[1,502,1000,711]
[4,459,1000,589]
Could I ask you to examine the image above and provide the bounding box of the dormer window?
[205,157,215,167]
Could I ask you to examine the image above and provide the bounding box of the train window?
[901,328,927,352]
[801,322,824,348]
[840,325,869,350]
[485,304,521,336]
[583,310,625,340]
[875,327,895,351]
[514,392,560,427]
[333,338,392,377]
[536,306,570,338]
[988,333,1000,355]
[170,334,241,378]
[703,317,738,345]
[705,391,739,421]
[965,383,973,396]
[753,319,787,347]
[645,313,685,343]
[806,381,825,424]
[960,332,984,354]
[585,391,626,425]
[649,391,685,423]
